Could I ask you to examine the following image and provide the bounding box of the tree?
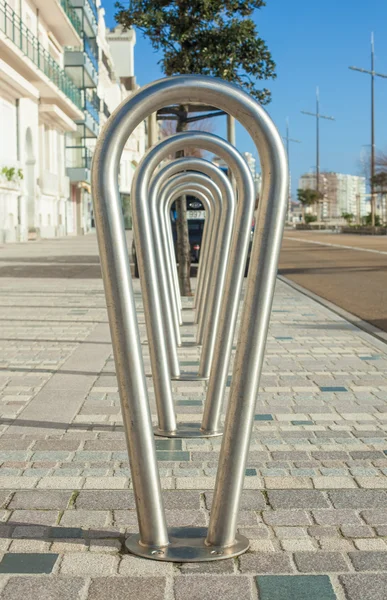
[297,188,322,223]
[341,212,355,225]
[116,0,276,295]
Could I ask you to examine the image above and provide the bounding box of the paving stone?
[262,510,312,526]
[76,490,135,510]
[1,577,86,599]
[88,577,166,600]
[119,555,173,575]
[9,509,58,525]
[354,539,387,551]
[0,553,58,573]
[308,525,339,540]
[8,491,72,510]
[33,440,81,451]
[349,551,387,571]
[59,510,111,528]
[206,490,266,510]
[361,509,387,525]
[9,539,50,553]
[312,509,362,525]
[60,553,118,575]
[294,551,349,572]
[256,575,337,600]
[341,525,375,538]
[239,552,293,573]
[274,527,307,539]
[329,490,387,509]
[174,575,251,600]
[339,574,387,600]
[267,490,329,509]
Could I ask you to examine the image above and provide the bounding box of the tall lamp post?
[349,33,387,227]
[301,87,335,220]
[283,118,301,223]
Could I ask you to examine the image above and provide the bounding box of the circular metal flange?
[171,373,209,381]
[125,527,249,562]
[154,422,222,438]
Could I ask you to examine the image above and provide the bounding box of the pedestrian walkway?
[0,235,386,599]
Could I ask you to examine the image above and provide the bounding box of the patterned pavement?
[0,235,386,598]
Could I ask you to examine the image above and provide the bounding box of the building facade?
[0,0,144,243]
[242,151,262,199]
[298,172,367,220]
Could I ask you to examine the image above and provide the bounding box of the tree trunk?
[175,107,192,296]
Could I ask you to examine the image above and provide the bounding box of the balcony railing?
[60,0,82,38]
[85,97,99,124]
[0,0,82,110]
[66,145,93,169]
[86,0,98,21]
[103,101,110,119]
[84,33,98,71]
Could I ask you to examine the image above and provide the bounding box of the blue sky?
[102,0,387,195]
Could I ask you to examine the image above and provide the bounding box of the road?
[279,231,387,332]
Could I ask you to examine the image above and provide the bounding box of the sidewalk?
[0,235,386,599]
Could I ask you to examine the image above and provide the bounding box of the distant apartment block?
[299,172,368,220]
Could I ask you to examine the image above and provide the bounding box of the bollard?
[92,75,287,561]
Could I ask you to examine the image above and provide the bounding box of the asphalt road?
[279,231,387,333]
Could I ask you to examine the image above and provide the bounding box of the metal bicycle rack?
[92,75,288,562]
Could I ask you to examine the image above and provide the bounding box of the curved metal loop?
[156,173,220,357]
[92,74,288,558]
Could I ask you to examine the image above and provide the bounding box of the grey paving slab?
[339,574,387,600]
[87,577,166,600]
[174,575,251,600]
[1,577,87,600]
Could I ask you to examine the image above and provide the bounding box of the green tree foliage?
[341,212,355,225]
[115,1,276,104]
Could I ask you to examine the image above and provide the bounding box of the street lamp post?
[349,33,387,228]
[283,117,301,223]
[301,88,335,220]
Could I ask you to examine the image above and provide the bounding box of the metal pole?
[316,87,320,197]
[147,112,158,147]
[371,33,375,227]
[227,114,236,146]
[92,74,287,561]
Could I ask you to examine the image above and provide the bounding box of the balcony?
[70,0,98,35]
[0,0,82,117]
[32,0,82,46]
[84,33,98,71]
[66,145,93,183]
[65,47,98,88]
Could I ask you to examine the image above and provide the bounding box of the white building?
[298,172,367,220]
[242,151,262,198]
[0,0,145,243]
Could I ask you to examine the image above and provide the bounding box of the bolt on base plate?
[125,527,249,562]
[154,422,222,438]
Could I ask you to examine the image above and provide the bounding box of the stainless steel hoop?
[91,74,288,561]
